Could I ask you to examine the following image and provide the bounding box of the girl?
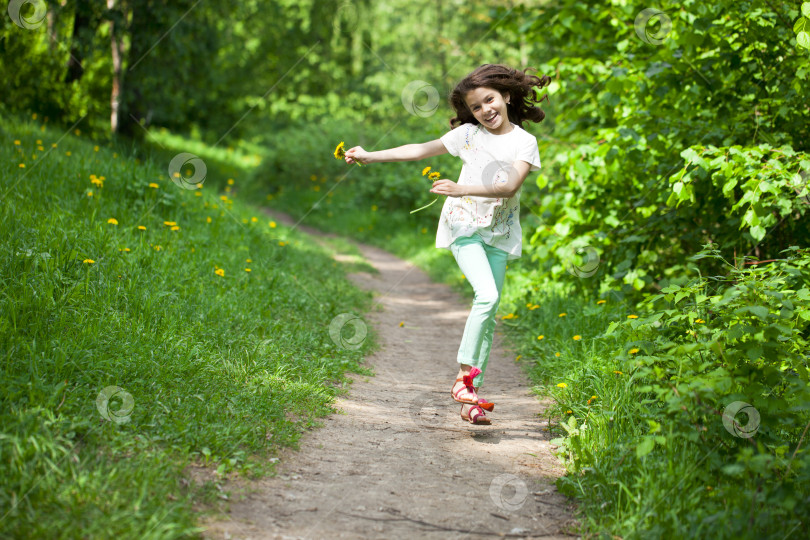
[344,64,551,425]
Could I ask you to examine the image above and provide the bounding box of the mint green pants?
[449,233,509,387]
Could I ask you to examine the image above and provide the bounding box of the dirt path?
[200,211,578,539]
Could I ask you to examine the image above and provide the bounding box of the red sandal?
[451,367,481,404]
[473,387,494,412]
[461,404,491,425]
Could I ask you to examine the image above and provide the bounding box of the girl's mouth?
[484,112,498,123]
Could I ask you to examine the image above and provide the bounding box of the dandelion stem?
[410,197,438,214]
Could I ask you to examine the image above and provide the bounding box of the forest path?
[200,210,577,539]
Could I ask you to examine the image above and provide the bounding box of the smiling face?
[463,86,511,134]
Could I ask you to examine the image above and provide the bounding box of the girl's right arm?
[345,139,447,165]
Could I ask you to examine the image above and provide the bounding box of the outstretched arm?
[344,139,447,165]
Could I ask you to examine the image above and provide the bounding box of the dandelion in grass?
[215,268,225,277]
[515,354,522,362]
[566,410,573,414]
[118,248,131,252]
[170,226,180,231]
[83,259,95,264]
[628,348,639,354]
[537,335,544,340]
[94,146,99,152]
[246,258,252,263]
[399,321,405,327]
[572,335,581,341]
[596,299,606,305]
[559,312,567,317]
[14,140,20,145]
[502,313,518,320]
[107,218,118,225]
[244,268,251,272]
[251,217,258,223]
[372,205,378,211]
[627,314,639,319]
[227,178,235,185]
[87,191,93,197]
[18,163,25,168]
[269,221,277,228]
[137,225,146,231]
[206,217,212,224]
[163,221,177,227]
[555,352,561,357]
[613,370,623,375]
[556,383,568,389]
[421,227,428,234]
[148,183,159,189]
[694,318,704,323]
[65,151,71,156]
[528,304,540,310]
[587,395,597,405]
[153,245,162,251]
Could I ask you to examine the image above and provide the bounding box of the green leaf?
[804,3,810,17]
[798,31,810,50]
[636,437,655,458]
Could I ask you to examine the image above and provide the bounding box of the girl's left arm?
[430,160,532,199]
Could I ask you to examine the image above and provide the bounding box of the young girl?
[344,63,551,425]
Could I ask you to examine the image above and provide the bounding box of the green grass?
[1,113,377,538]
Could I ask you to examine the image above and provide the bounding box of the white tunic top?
[437,122,541,260]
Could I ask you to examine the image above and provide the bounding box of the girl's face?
[463,86,510,132]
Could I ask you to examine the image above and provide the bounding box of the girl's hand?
[430,179,464,197]
[345,146,371,165]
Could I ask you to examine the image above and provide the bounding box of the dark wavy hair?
[448,64,552,130]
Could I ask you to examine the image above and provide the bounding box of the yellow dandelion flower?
[225,186,232,193]
[566,410,573,414]
[526,302,533,308]
[52,143,58,148]
[32,113,37,119]
[613,370,623,375]
[227,178,235,185]
[36,139,41,144]
[278,241,286,247]
[194,191,202,197]
[65,151,71,156]
[220,195,228,202]
[215,268,225,277]
[573,335,582,341]
[246,258,252,263]
[148,183,159,188]
[74,129,80,135]
[82,259,95,264]
[629,348,640,354]
[597,299,606,305]
[18,163,25,168]
[559,313,567,317]
[537,335,544,340]
[119,247,131,252]
[421,227,428,234]
[87,191,93,197]
[14,140,21,145]
[313,185,321,191]
[170,226,180,231]
[251,216,258,222]
[163,221,177,226]
[502,313,518,320]
[206,217,212,224]
[428,171,441,180]
[93,145,99,152]
[556,382,568,388]
[107,218,118,225]
[372,205,378,211]
[153,245,162,251]
[422,166,431,176]
[269,221,277,228]
[37,146,44,151]
[555,352,561,357]
[515,354,522,362]
[244,268,251,272]
[334,141,345,159]
[137,225,146,231]
[529,304,540,310]
[695,318,704,323]
[627,314,639,319]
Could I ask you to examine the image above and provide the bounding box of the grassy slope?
[0,113,377,538]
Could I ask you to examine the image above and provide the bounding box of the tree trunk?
[64,0,92,83]
[108,0,122,133]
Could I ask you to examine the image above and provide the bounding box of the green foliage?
[0,112,374,537]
